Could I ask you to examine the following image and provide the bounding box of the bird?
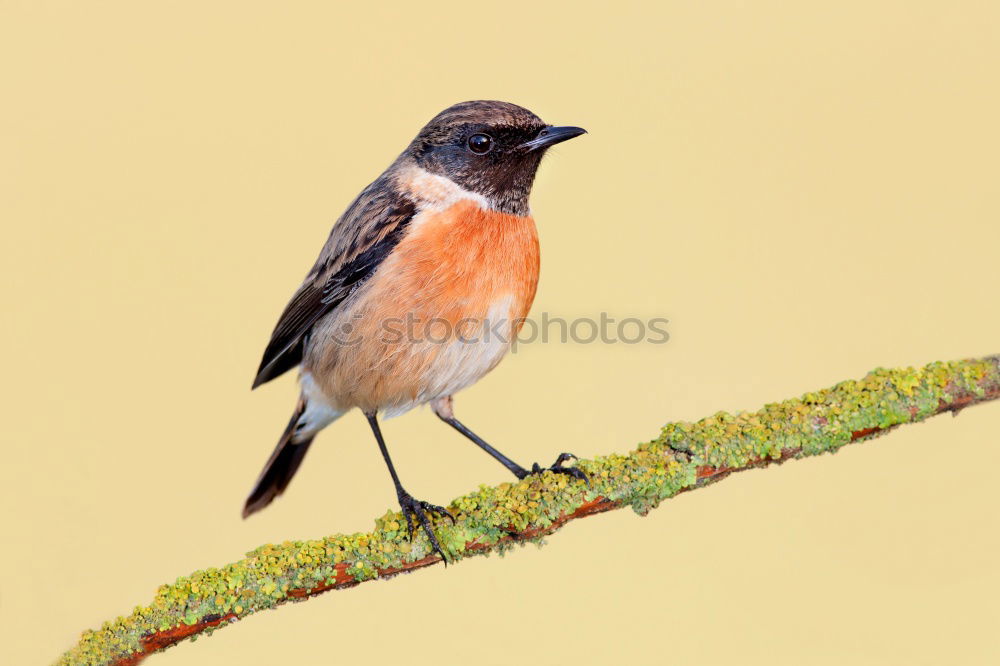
[243,100,587,560]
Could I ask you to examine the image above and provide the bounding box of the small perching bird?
[244,101,587,559]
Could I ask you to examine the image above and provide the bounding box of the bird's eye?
[467,133,493,154]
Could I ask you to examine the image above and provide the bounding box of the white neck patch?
[397,165,491,212]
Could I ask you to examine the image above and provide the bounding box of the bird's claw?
[667,443,695,461]
[397,492,454,564]
[521,452,589,487]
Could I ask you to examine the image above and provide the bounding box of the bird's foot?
[397,491,455,563]
[517,452,589,486]
[667,442,695,461]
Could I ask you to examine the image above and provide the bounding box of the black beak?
[519,125,587,152]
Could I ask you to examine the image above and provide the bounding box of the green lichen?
[55,356,999,666]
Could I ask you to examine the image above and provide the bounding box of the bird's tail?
[242,397,337,518]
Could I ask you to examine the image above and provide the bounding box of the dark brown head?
[404,100,585,215]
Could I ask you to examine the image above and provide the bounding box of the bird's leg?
[431,397,588,485]
[365,412,454,562]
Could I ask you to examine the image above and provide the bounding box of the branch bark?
[56,355,1000,665]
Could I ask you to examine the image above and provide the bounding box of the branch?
[56,356,1000,665]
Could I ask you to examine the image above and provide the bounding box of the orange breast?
[307,199,540,414]
[381,199,540,325]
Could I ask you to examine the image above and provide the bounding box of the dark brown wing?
[252,175,416,388]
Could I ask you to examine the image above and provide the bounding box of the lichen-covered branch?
[57,356,1000,665]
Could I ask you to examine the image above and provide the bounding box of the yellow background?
[3,1,999,664]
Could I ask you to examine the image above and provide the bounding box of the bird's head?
[404,100,586,215]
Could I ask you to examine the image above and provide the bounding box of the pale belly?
[304,290,524,417]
